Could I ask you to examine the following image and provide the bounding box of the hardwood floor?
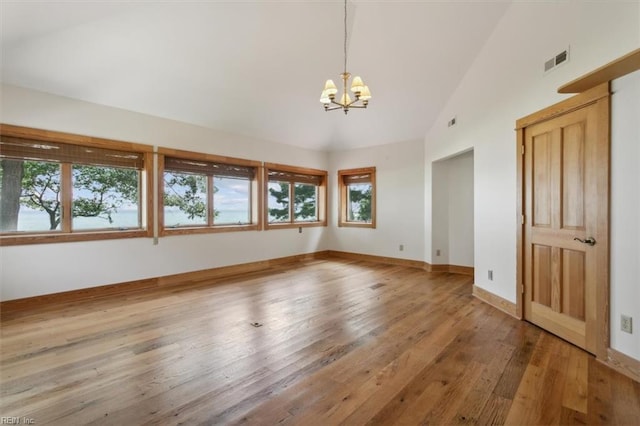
[1,258,639,425]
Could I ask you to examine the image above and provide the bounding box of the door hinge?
[520,284,525,294]
[521,145,525,155]
[521,214,525,225]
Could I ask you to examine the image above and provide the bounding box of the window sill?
[161,224,261,236]
[264,221,327,230]
[0,229,150,246]
[338,221,376,229]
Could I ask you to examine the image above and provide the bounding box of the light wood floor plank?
[1,258,639,425]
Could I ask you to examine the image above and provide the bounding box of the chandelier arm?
[344,98,365,107]
[325,105,344,111]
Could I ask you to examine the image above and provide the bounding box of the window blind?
[267,169,323,185]
[343,173,372,184]
[164,157,255,179]
[0,136,144,169]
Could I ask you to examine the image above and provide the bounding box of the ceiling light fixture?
[320,0,371,114]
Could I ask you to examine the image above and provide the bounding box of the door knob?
[574,237,596,246]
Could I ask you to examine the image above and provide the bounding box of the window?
[338,167,376,228]
[160,149,261,234]
[0,124,152,245]
[264,163,327,229]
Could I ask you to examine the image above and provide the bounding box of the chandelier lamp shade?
[320,0,371,114]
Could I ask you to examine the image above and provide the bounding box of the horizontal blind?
[165,157,255,179]
[343,173,372,184]
[267,169,322,185]
[0,136,143,169]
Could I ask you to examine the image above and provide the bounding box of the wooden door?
[521,86,609,355]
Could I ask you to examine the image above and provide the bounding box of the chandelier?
[319,0,371,114]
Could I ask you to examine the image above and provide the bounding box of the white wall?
[447,151,474,268]
[610,71,640,359]
[423,1,639,359]
[327,140,425,262]
[431,150,474,267]
[431,160,449,264]
[0,86,426,302]
[0,84,330,301]
[424,0,639,296]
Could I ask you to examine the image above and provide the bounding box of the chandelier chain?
[344,0,347,74]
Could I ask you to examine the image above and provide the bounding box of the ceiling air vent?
[544,47,570,73]
[544,58,555,72]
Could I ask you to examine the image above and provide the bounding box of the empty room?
[1,0,639,424]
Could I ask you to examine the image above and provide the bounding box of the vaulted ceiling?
[1,1,510,151]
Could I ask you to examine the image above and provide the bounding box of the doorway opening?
[432,149,474,276]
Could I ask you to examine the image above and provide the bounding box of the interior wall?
[423,1,639,360]
[447,150,474,268]
[0,84,330,301]
[431,161,449,265]
[610,71,640,359]
[327,140,425,262]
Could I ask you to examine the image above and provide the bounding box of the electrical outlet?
[436,249,441,256]
[399,244,404,251]
[621,315,633,334]
[488,270,493,281]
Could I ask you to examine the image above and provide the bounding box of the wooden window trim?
[264,162,327,230]
[0,124,153,246]
[158,147,262,236]
[338,167,376,229]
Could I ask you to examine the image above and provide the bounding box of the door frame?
[515,82,610,360]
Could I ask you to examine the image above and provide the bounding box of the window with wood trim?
[0,124,153,245]
[160,149,261,234]
[338,167,376,228]
[264,163,327,229]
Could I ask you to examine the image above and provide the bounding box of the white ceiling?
[1,1,510,151]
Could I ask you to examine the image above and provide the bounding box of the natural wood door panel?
[531,303,586,349]
[533,132,552,227]
[531,227,589,249]
[551,246,562,312]
[563,248,586,321]
[562,122,586,230]
[523,91,608,355]
[533,244,552,307]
